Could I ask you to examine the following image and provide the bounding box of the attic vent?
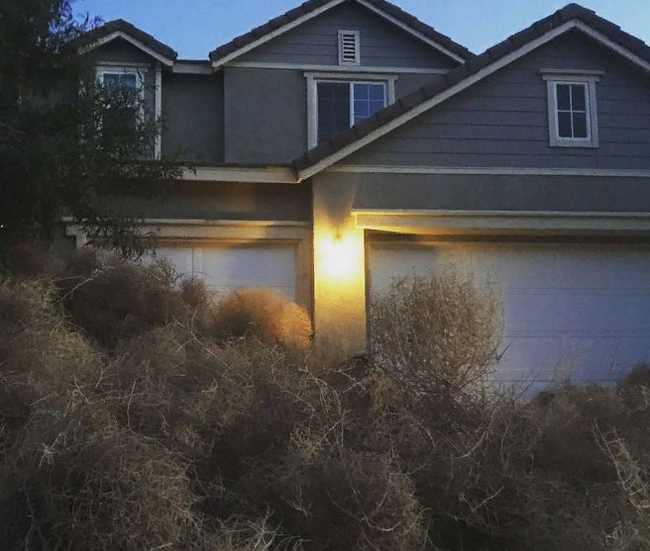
[338,30,360,65]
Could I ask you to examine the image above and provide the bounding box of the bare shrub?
[215,288,312,349]
[58,250,193,347]
[370,265,503,400]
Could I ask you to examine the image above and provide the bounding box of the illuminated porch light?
[320,232,359,279]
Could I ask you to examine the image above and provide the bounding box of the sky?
[75,0,650,60]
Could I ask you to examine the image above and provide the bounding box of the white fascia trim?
[574,21,650,74]
[297,20,580,180]
[62,216,309,227]
[353,210,650,233]
[353,209,650,218]
[228,61,449,74]
[82,31,174,67]
[211,0,467,69]
[173,62,213,74]
[297,19,650,181]
[154,62,162,159]
[326,166,650,178]
[355,0,467,63]
[211,0,348,69]
[181,166,299,184]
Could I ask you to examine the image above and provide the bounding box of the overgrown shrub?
[1,247,650,550]
[370,265,503,399]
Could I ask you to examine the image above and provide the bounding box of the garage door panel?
[370,240,650,388]
[563,294,650,329]
[503,293,567,332]
[567,337,650,381]
[145,243,298,302]
[498,337,564,381]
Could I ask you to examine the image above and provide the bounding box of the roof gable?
[80,19,177,66]
[209,0,472,68]
[293,3,650,180]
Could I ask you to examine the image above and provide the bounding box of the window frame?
[541,69,603,148]
[305,72,397,149]
[95,66,146,121]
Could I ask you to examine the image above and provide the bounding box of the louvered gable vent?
[338,30,360,65]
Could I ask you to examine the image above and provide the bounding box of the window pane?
[353,83,385,125]
[317,82,350,143]
[558,112,572,137]
[556,84,570,111]
[571,84,586,111]
[354,100,370,121]
[120,74,137,88]
[103,73,120,88]
[354,83,370,101]
[573,112,587,138]
[369,84,385,101]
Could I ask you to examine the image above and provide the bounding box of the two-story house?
[76,1,650,391]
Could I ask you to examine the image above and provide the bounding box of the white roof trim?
[81,30,174,67]
[326,166,650,178]
[228,61,448,74]
[182,166,299,184]
[212,0,347,69]
[298,19,650,181]
[212,0,467,69]
[354,209,650,234]
[355,0,466,64]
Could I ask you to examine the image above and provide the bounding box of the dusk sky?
[76,0,649,60]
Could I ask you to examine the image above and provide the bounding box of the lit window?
[541,70,602,148]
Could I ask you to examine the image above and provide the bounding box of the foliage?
[370,266,504,400]
[0,0,183,258]
[1,250,650,550]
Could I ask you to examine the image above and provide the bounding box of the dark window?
[317,82,350,144]
[317,81,386,144]
[556,83,588,138]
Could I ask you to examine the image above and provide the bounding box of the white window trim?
[338,29,360,66]
[305,72,397,149]
[95,65,147,121]
[541,69,602,148]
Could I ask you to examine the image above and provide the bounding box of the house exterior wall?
[346,31,650,168]
[161,73,225,163]
[224,67,307,164]
[112,181,312,222]
[238,1,457,69]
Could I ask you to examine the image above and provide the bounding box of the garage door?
[150,242,298,302]
[369,240,650,390]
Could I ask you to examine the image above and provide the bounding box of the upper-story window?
[317,81,386,143]
[306,72,397,148]
[541,69,603,148]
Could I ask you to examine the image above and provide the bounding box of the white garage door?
[150,242,298,302]
[369,241,650,390]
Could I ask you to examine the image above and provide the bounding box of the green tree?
[0,0,184,258]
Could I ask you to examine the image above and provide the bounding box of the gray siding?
[239,2,456,69]
[224,67,307,164]
[93,38,154,65]
[347,31,650,169]
[116,181,312,222]
[161,73,224,163]
[350,173,650,213]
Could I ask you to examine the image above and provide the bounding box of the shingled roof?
[292,3,650,176]
[209,0,473,63]
[80,19,178,62]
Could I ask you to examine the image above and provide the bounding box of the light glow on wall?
[319,233,361,280]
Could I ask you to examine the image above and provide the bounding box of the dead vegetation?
[1,246,650,550]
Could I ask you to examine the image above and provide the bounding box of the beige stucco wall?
[311,173,367,352]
